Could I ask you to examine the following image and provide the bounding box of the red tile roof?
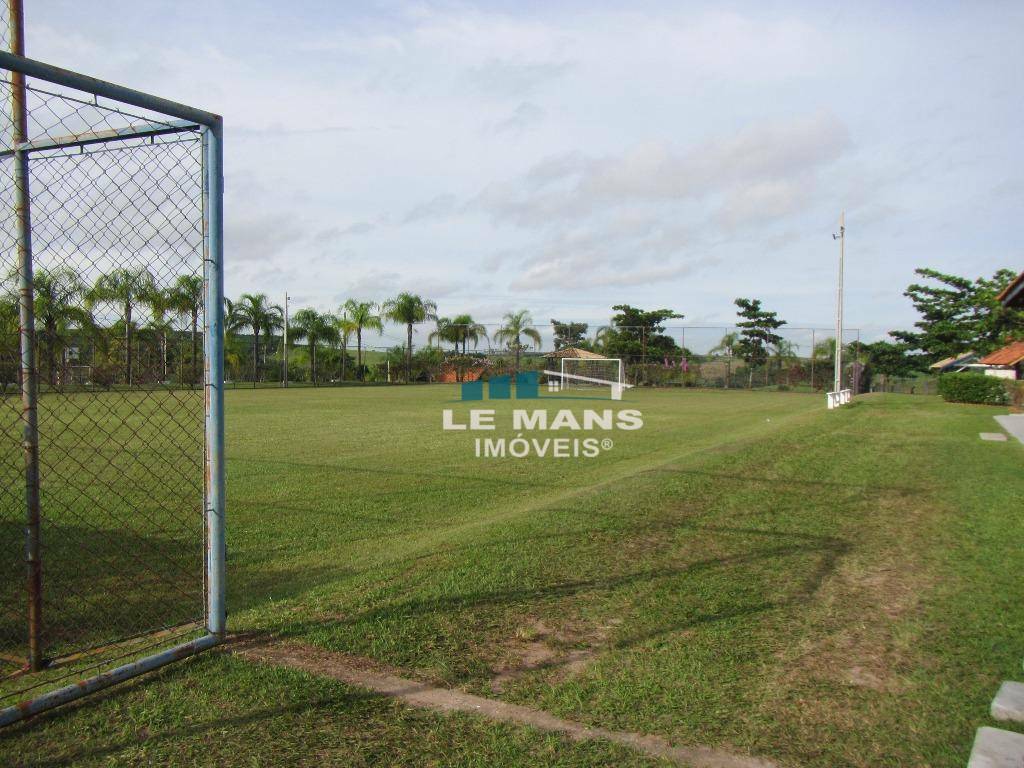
[980,341,1024,366]
[997,270,1024,307]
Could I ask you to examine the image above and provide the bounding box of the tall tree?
[233,293,283,381]
[603,305,683,362]
[734,298,786,388]
[451,314,487,355]
[892,268,1024,359]
[342,299,383,379]
[291,309,339,385]
[429,317,459,350]
[551,319,588,350]
[493,309,542,374]
[858,340,922,378]
[144,287,174,382]
[382,293,437,382]
[333,314,357,381]
[710,331,739,388]
[31,268,92,386]
[86,266,155,385]
[168,274,204,383]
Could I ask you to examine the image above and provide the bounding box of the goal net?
[558,358,625,399]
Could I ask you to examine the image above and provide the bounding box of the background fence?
[218,321,870,394]
[0,6,224,727]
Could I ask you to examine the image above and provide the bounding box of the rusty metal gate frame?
[0,31,225,728]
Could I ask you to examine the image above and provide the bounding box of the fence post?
[9,0,43,672]
[810,328,815,390]
[203,118,226,637]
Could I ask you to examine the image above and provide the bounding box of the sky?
[21,1,1024,350]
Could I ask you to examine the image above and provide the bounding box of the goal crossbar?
[543,369,633,388]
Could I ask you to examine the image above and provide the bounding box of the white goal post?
[553,358,626,399]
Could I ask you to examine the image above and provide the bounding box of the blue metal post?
[8,0,43,673]
[0,634,220,727]
[0,48,226,731]
[203,120,226,637]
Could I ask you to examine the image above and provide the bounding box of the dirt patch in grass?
[487,616,624,693]
[236,638,777,768]
[770,493,931,699]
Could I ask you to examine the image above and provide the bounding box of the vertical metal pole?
[282,292,288,387]
[9,0,43,672]
[202,119,226,637]
[833,212,845,393]
[810,328,816,391]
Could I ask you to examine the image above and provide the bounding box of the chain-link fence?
[0,13,225,727]
[224,318,869,394]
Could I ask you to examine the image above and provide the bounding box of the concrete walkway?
[995,414,1024,445]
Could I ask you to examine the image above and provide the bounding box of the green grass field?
[2,385,1023,766]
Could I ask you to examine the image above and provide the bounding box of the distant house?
[929,351,978,373]
[971,341,1024,380]
[997,270,1024,308]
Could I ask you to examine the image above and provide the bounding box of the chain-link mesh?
[0,57,209,707]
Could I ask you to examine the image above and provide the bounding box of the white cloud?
[476,111,850,228]
[491,102,546,135]
[466,59,573,97]
[21,2,1024,338]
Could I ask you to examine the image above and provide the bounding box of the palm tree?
[429,317,457,350]
[710,331,739,389]
[450,313,487,355]
[382,293,437,383]
[593,325,611,353]
[144,287,174,382]
[333,314,357,380]
[31,268,92,386]
[0,292,18,388]
[233,293,283,382]
[493,309,542,375]
[86,266,155,385]
[168,274,203,383]
[290,308,339,385]
[773,339,798,387]
[342,299,383,379]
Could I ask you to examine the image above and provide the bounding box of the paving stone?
[967,727,1024,768]
[992,681,1024,723]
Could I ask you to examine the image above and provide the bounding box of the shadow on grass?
[641,466,927,496]
[0,520,203,670]
[231,456,564,491]
[266,521,850,678]
[0,654,384,768]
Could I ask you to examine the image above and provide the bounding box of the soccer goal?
[556,358,625,399]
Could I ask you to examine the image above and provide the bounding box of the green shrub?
[1007,380,1024,409]
[938,372,1010,405]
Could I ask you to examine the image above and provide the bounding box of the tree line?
[1,265,202,388]
[4,264,1019,389]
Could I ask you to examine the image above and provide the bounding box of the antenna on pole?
[832,212,845,396]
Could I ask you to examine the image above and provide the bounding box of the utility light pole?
[282,292,289,388]
[832,212,845,394]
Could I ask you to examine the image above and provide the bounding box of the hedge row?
[937,372,1010,405]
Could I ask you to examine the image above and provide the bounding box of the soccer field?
[3,386,1024,767]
